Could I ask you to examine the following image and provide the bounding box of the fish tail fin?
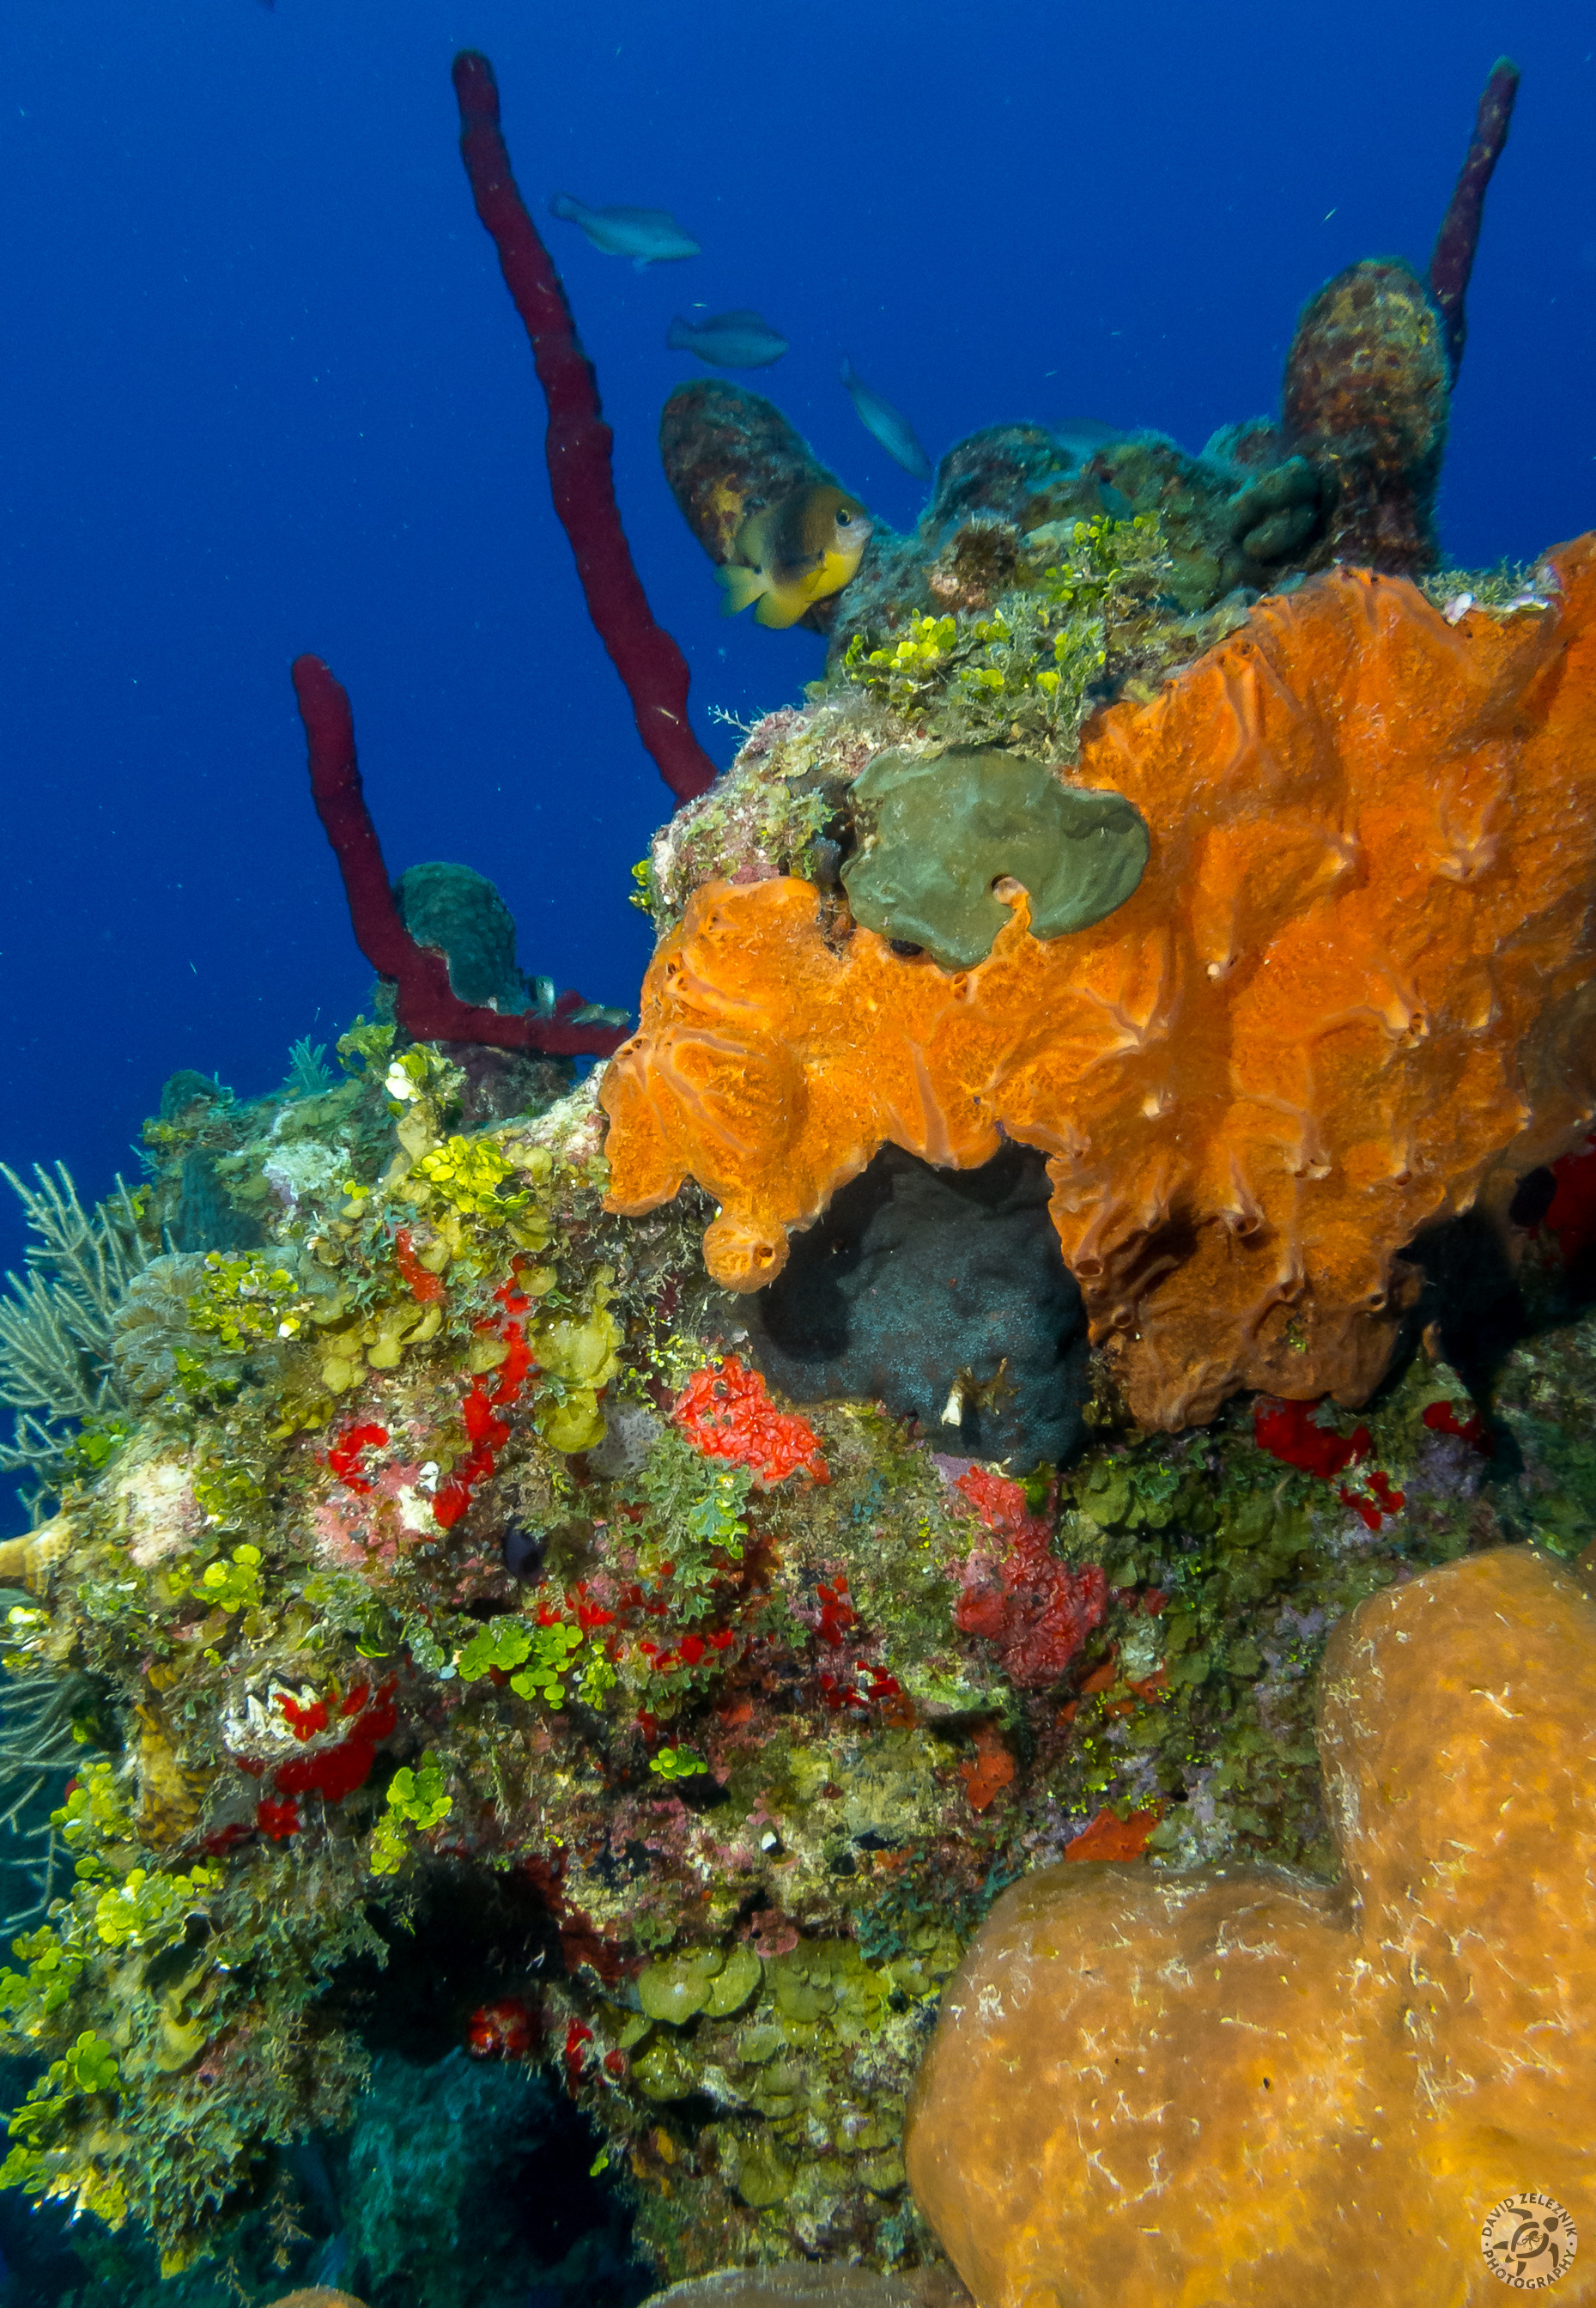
[665,317,690,351]
[755,590,809,629]
[549,193,576,220]
[840,355,858,388]
[717,562,768,618]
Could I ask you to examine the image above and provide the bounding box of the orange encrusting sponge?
[603,540,1596,1429]
[903,1547,1596,2307]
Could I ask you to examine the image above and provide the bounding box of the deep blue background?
[0,0,1591,1461]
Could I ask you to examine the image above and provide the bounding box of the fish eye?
[836,511,853,526]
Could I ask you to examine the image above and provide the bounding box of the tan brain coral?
[902,1546,1596,2308]
[603,538,1596,1427]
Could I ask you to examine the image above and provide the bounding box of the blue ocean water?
[0,9,1591,2293]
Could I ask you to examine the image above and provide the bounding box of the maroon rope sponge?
[1429,55,1520,384]
[292,652,628,1059]
[452,49,717,805]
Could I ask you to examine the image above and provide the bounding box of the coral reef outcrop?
[671,253,1449,677]
[664,52,1515,671]
[2,45,1580,2308]
[903,1546,1596,2307]
[6,1020,1593,2289]
[604,537,1596,1430]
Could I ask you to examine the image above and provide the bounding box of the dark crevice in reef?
[743,1140,1089,1466]
[1400,1210,1529,1409]
[1399,1177,1596,1424]
[325,1861,563,2063]
[1511,1160,1596,1308]
[300,1864,652,2308]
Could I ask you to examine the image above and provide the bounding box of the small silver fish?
[840,356,932,481]
[666,309,790,369]
[549,193,700,270]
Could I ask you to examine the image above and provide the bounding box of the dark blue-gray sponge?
[744,1140,1088,1467]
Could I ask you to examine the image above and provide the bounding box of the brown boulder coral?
[603,536,1596,1430]
[1280,258,1450,577]
[902,1546,1596,2308]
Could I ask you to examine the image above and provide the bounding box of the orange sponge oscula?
[603,539,1596,1430]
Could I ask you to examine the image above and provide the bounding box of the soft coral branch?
[292,653,627,1057]
[452,50,717,805]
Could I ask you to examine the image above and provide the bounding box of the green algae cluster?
[840,510,1180,759]
[615,1926,956,2228]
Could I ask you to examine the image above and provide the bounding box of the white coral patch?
[264,1137,350,1213]
[222,1676,338,1762]
[507,1076,608,1169]
[394,1482,435,1537]
[1119,1616,1165,1682]
[112,1448,203,1568]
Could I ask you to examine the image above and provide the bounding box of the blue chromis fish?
[666,309,790,369]
[718,485,872,629]
[548,193,700,269]
[840,356,933,481]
